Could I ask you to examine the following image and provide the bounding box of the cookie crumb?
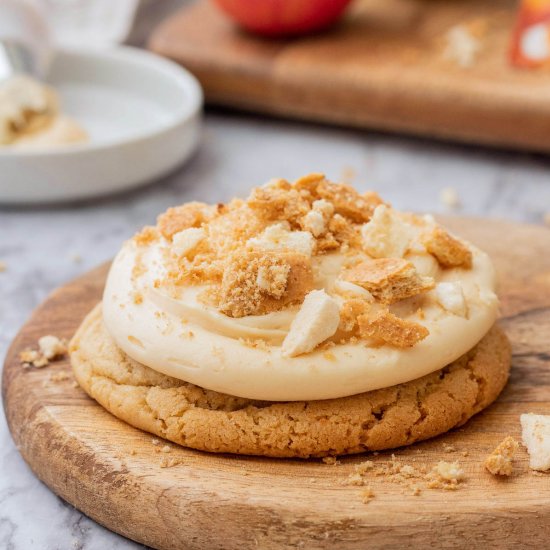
[443,444,456,453]
[439,187,460,209]
[521,413,550,471]
[49,371,70,382]
[19,349,48,368]
[443,24,482,68]
[39,335,67,360]
[354,460,375,475]
[160,456,185,468]
[322,456,340,465]
[360,486,375,504]
[427,461,465,490]
[161,445,171,453]
[485,436,518,476]
[341,473,365,486]
[20,335,67,368]
[151,438,160,446]
[422,226,473,269]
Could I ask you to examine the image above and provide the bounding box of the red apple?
[212,0,353,37]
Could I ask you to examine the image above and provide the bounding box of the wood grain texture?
[3,217,550,550]
[149,0,550,153]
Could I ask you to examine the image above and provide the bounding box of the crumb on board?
[161,445,171,453]
[485,436,519,476]
[361,486,375,504]
[341,455,466,500]
[49,372,70,383]
[39,335,67,360]
[322,456,340,465]
[443,444,456,453]
[521,413,550,472]
[427,461,465,490]
[151,438,160,446]
[442,23,483,68]
[160,456,185,468]
[20,335,68,368]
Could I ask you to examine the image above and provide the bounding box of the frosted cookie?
[70,174,511,456]
[71,306,510,458]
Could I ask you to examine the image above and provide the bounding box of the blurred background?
[2,0,550,548]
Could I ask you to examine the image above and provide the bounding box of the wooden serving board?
[149,0,550,153]
[3,217,550,549]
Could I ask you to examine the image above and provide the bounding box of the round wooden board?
[3,217,550,549]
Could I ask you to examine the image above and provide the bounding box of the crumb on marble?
[439,187,460,209]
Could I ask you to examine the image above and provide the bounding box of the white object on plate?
[0,46,203,204]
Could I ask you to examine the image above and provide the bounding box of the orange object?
[510,0,550,67]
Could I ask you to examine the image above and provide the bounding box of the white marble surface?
[3,5,550,550]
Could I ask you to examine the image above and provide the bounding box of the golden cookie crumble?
[131,174,476,355]
[343,258,435,305]
[484,436,519,476]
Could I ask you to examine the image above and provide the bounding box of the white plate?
[0,46,203,204]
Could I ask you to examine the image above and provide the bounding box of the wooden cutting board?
[149,0,550,153]
[3,217,550,550]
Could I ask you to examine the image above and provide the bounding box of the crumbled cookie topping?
[137,174,476,356]
[344,258,434,305]
[358,310,429,348]
[216,250,313,317]
[361,204,411,259]
[157,202,217,240]
[485,436,518,476]
[422,226,472,269]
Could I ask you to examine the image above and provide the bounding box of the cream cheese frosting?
[102,176,499,401]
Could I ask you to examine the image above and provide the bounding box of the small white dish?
[0,46,203,204]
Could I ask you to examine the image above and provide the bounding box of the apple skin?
[212,0,353,37]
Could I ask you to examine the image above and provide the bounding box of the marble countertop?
[3,6,550,550]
